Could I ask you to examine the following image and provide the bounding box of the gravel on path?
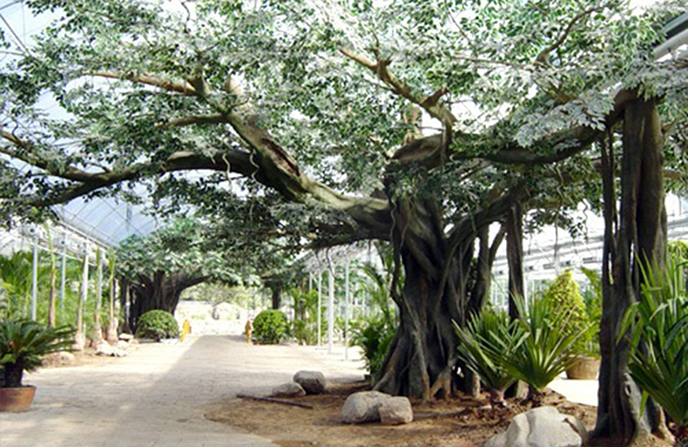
[0,335,365,447]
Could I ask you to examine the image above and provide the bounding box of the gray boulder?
[341,391,392,423]
[272,382,306,398]
[379,396,413,425]
[485,406,588,447]
[293,370,327,394]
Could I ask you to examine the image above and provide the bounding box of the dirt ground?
[204,381,598,447]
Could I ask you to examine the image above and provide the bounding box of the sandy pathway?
[0,335,365,447]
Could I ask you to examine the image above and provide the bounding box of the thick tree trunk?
[594,97,667,444]
[373,190,520,399]
[126,271,206,332]
[271,286,281,310]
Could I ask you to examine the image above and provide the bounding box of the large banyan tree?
[0,0,685,443]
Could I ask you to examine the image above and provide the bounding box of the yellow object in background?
[180,320,191,342]
[245,319,252,344]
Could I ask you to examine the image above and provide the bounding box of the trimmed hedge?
[252,310,288,344]
[135,310,179,341]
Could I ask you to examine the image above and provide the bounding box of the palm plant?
[499,295,588,400]
[0,319,74,388]
[619,255,687,442]
[454,309,525,404]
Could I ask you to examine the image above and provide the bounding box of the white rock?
[272,382,306,398]
[96,342,115,356]
[118,333,134,341]
[379,396,413,425]
[293,370,327,395]
[485,406,588,447]
[115,340,129,350]
[341,391,392,424]
[96,342,129,357]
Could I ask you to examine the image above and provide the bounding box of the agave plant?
[454,309,525,404]
[0,319,74,388]
[619,254,687,441]
[499,295,588,398]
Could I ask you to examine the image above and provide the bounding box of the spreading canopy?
[0,0,682,241]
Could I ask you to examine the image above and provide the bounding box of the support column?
[31,236,38,321]
[328,268,334,354]
[60,241,66,311]
[344,262,350,360]
[317,272,322,348]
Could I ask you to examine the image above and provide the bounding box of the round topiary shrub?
[135,310,179,341]
[252,310,289,344]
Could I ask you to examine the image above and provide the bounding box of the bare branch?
[155,114,228,128]
[90,70,197,95]
[340,48,457,126]
[535,6,602,66]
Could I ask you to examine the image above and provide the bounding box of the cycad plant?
[500,295,588,400]
[619,254,687,442]
[454,309,525,404]
[0,318,74,388]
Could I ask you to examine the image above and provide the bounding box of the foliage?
[0,318,74,387]
[350,243,399,380]
[498,295,587,395]
[454,308,524,402]
[135,310,179,341]
[619,254,687,436]
[0,251,111,334]
[252,310,289,344]
[580,266,603,357]
[0,252,34,319]
[542,270,592,357]
[117,218,241,285]
[290,288,322,345]
[350,316,396,381]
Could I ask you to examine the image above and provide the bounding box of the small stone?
[341,391,391,424]
[118,333,134,341]
[57,352,76,363]
[293,371,327,395]
[485,406,588,447]
[379,396,413,425]
[272,382,306,398]
[96,342,115,356]
[96,342,128,357]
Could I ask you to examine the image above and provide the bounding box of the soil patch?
[204,381,597,447]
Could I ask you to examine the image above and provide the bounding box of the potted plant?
[0,318,74,411]
[542,270,599,380]
[563,267,603,380]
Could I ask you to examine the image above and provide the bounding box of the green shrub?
[350,316,396,382]
[543,270,591,356]
[135,310,179,341]
[454,309,523,404]
[252,310,289,344]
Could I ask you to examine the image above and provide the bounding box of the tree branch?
[535,6,602,66]
[90,70,197,95]
[340,48,457,127]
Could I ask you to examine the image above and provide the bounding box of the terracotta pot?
[566,356,601,380]
[0,385,36,412]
